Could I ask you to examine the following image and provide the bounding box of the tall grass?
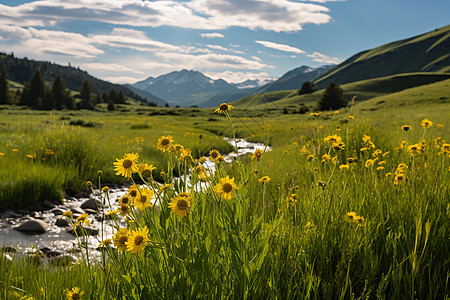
[0,106,448,299]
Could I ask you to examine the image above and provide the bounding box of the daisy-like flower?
[127,185,139,200]
[60,210,73,220]
[407,144,422,156]
[401,125,411,131]
[119,194,131,206]
[138,163,156,178]
[66,287,85,300]
[307,154,315,161]
[209,149,222,162]
[215,103,234,114]
[134,187,154,210]
[354,216,365,226]
[198,156,207,164]
[324,134,342,143]
[74,214,89,227]
[348,115,355,120]
[113,228,129,252]
[113,153,139,178]
[344,212,357,223]
[168,193,191,218]
[339,164,350,171]
[421,119,433,128]
[118,203,130,217]
[214,176,238,200]
[372,149,382,157]
[347,157,358,164]
[157,135,174,152]
[98,239,112,247]
[251,148,264,161]
[309,112,321,117]
[365,158,378,168]
[259,176,271,184]
[332,142,345,151]
[394,173,406,185]
[126,227,150,253]
[321,154,331,162]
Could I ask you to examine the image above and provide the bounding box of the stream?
[0,138,270,261]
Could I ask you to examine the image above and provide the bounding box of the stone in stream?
[14,218,49,234]
[80,198,101,210]
[51,208,65,216]
[0,246,17,253]
[55,218,70,227]
[42,200,57,209]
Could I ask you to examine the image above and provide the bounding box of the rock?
[7,211,23,218]
[51,208,65,216]
[0,246,17,253]
[80,198,101,210]
[43,200,57,209]
[14,218,49,234]
[83,208,98,215]
[70,207,86,215]
[55,218,70,227]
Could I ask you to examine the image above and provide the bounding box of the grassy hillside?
[233,73,450,110]
[313,25,450,87]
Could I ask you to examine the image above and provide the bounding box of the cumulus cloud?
[154,52,271,70]
[255,40,305,54]
[206,44,228,51]
[200,33,225,38]
[0,24,103,58]
[307,51,340,64]
[0,0,332,32]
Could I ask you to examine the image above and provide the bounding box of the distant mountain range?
[131,65,333,107]
[313,25,450,88]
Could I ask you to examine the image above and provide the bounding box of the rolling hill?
[312,25,450,88]
[233,73,450,109]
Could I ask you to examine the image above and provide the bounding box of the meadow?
[0,95,449,299]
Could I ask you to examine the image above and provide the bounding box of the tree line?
[0,68,157,110]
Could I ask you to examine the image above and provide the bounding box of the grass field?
[0,92,449,298]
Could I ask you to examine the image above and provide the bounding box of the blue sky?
[0,0,448,84]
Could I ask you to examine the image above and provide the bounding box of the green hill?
[313,25,450,88]
[233,73,450,109]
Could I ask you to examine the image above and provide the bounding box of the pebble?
[14,218,49,234]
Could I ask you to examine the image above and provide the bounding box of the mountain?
[132,69,237,106]
[313,25,450,88]
[0,52,165,104]
[123,84,166,106]
[132,69,272,107]
[257,65,333,93]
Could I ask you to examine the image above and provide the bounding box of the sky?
[0,0,449,84]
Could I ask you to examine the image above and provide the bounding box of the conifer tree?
[78,80,95,110]
[317,82,347,110]
[0,71,9,105]
[20,69,47,108]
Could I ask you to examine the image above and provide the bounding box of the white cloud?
[154,52,271,70]
[307,51,340,64]
[206,44,228,51]
[204,70,273,83]
[0,25,103,58]
[80,63,144,74]
[188,0,331,32]
[200,32,225,38]
[0,0,332,33]
[255,40,305,54]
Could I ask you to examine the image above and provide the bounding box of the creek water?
[0,138,270,259]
